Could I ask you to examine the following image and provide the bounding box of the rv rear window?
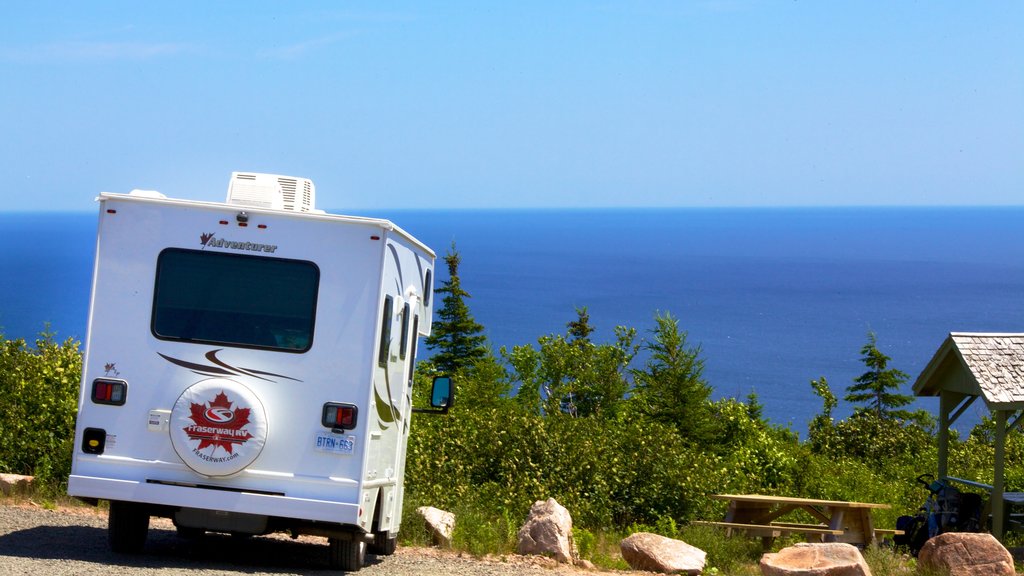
[152,249,319,352]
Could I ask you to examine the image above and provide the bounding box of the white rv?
[68,173,451,571]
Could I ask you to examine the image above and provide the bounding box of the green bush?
[0,331,82,492]
[406,376,826,533]
[449,492,519,557]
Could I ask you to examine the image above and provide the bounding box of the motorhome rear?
[68,173,450,571]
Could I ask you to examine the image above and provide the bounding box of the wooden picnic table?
[694,494,894,548]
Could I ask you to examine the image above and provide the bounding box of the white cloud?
[256,32,355,61]
[1,40,192,63]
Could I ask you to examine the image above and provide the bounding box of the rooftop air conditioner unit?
[226,172,316,212]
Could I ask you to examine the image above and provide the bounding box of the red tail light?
[322,403,358,431]
[92,379,127,405]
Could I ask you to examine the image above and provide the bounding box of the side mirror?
[413,376,453,415]
[430,376,453,410]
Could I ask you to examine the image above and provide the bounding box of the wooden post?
[938,391,952,479]
[993,409,1007,539]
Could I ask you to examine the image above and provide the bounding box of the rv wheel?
[328,537,366,571]
[369,532,397,556]
[174,526,205,540]
[108,501,149,553]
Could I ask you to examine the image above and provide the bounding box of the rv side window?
[152,249,319,352]
[408,315,419,383]
[377,296,393,367]
[399,302,411,360]
[424,269,432,307]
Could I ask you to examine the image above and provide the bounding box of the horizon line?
[4,203,1024,215]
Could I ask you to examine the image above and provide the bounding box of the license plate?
[314,432,355,455]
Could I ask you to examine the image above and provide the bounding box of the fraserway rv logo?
[200,232,278,253]
[170,377,269,476]
[183,390,253,462]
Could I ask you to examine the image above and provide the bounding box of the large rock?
[416,506,455,546]
[0,474,33,495]
[917,532,1014,576]
[516,498,575,563]
[760,543,870,576]
[620,532,707,575]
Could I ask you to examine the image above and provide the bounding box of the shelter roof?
[914,333,1024,409]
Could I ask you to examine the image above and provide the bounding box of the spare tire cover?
[170,378,268,477]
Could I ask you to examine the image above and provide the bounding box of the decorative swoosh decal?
[159,349,302,383]
[416,255,426,302]
[374,385,394,429]
[374,361,404,430]
[388,244,404,295]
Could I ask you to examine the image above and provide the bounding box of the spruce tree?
[630,312,711,439]
[844,331,914,420]
[567,306,595,345]
[424,242,488,374]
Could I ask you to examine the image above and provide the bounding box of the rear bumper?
[68,474,362,526]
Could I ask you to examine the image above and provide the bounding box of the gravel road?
[0,503,599,576]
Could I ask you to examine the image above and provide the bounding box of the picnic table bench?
[695,494,899,548]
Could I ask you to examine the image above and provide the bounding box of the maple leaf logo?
[184,390,253,454]
[200,232,215,248]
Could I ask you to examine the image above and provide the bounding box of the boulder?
[516,498,575,563]
[620,532,707,575]
[416,506,455,546]
[917,532,1014,576]
[0,473,34,495]
[760,543,870,576]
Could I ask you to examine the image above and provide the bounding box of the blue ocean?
[2,207,1022,435]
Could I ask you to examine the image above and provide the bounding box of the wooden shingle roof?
[914,333,1024,409]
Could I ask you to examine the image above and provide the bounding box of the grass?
[396,500,926,574]
[397,503,942,576]
[861,545,921,576]
[0,477,86,510]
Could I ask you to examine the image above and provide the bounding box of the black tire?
[908,522,930,557]
[368,532,397,556]
[175,525,205,540]
[329,537,366,571]
[108,501,149,553]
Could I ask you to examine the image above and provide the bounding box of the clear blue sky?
[2,2,1021,211]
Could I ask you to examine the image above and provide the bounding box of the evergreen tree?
[745,390,764,421]
[424,242,488,374]
[567,306,595,345]
[630,312,711,439]
[844,331,914,420]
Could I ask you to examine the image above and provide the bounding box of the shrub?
[0,331,82,492]
[449,489,519,557]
